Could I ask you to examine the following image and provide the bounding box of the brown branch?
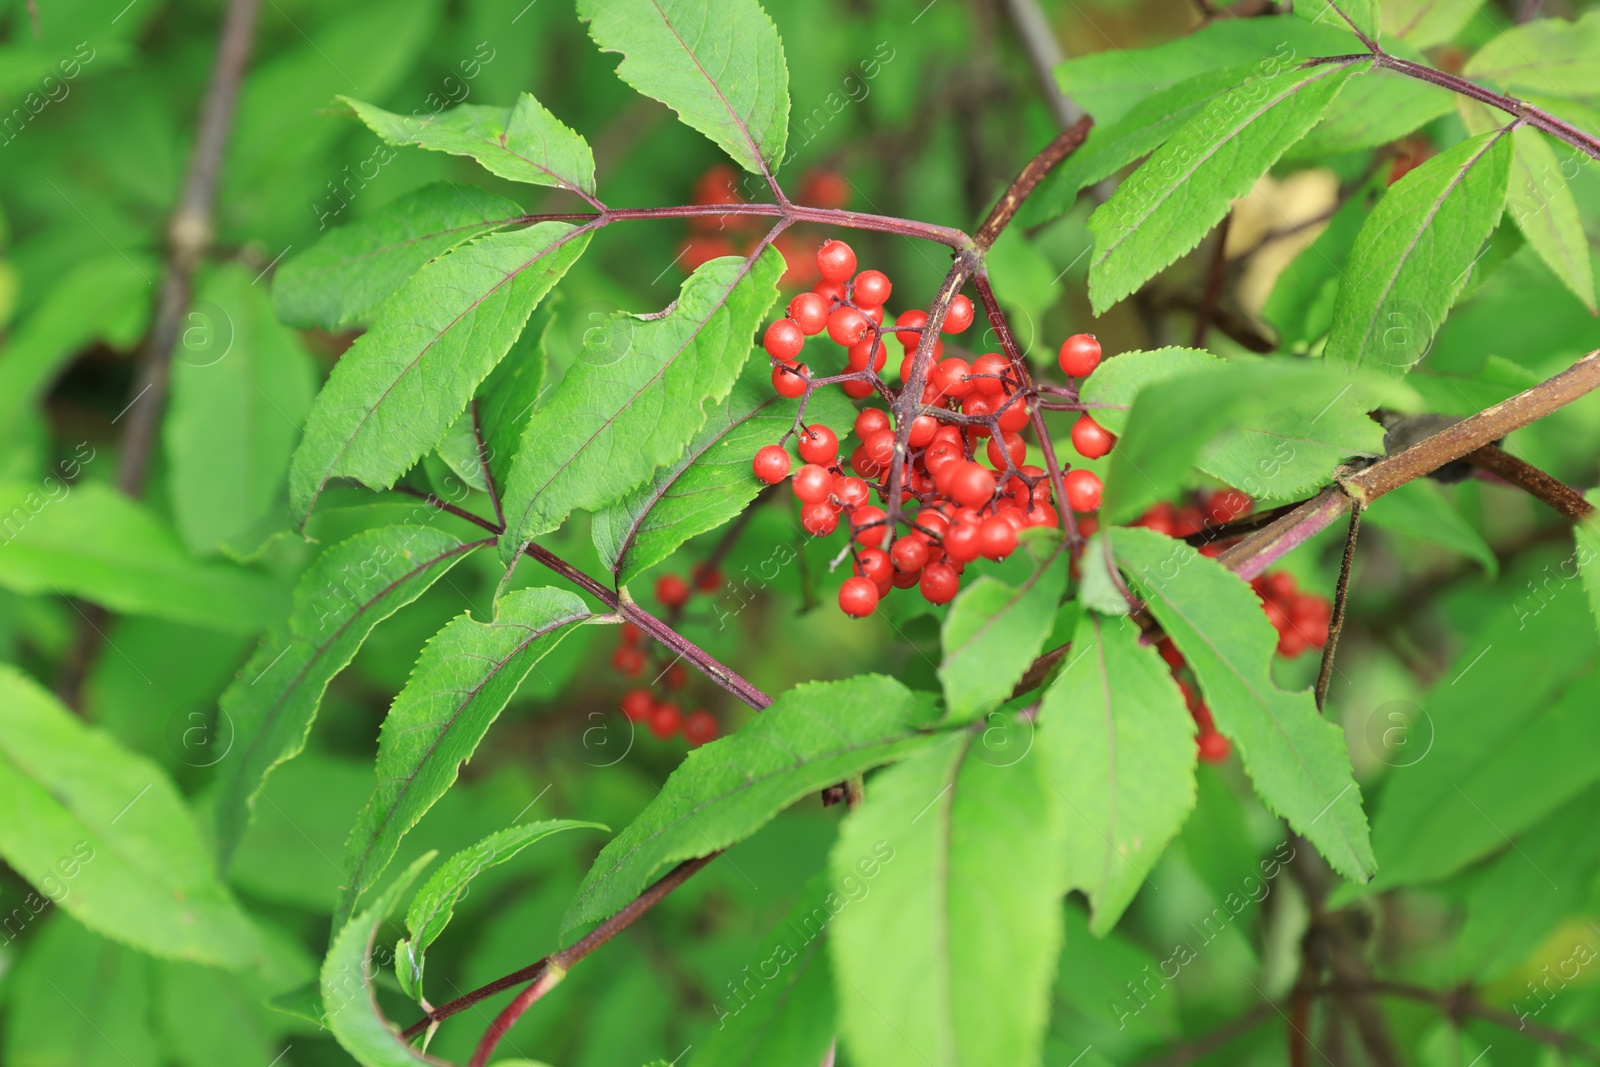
[974,116,1094,252]
[1219,349,1600,580]
[1191,214,1232,349]
[1318,980,1600,1062]
[1464,444,1596,522]
[1314,502,1362,710]
[1000,0,1088,129]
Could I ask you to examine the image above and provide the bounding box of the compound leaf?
[564,675,935,931]
[290,223,589,523]
[215,527,487,865]
[337,588,592,925]
[1111,527,1376,882]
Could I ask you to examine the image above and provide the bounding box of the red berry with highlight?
[793,463,835,504]
[827,306,870,346]
[763,318,804,361]
[852,269,892,308]
[656,574,690,608]
[1064,469,1103,513]
[970,353,1011,394]
[798,425,839,465]
[1198,730,1231,763]
[943,295,974,333]
[752,444,791,485]
[949,462,995,509]
[816,240,857,283]
[772,362,808,399]
[787,291,830,335]
[1058,334,1102,378]
[839,576,880,617]
[801,501,839,536]
[1071,414,1115,459]
[920,563,960,604]
[649,701,683,740]
[891,535,929,573]
[855,547,893,586]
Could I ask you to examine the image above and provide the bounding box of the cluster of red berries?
[608,572,722,746]
[678,164,851,286]
[1123,489,1332,764]
[745,237,1115,619]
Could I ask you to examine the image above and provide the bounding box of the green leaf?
[1362,580,1599,890]
[1262,188,1372,346]
[272,183,523,330]
[1580,492,1600,640]
[1086,60,1363,313]
[1039,612,1197,935]
[289,222,590,523]
[0,482,286,632]
[397,819,607,1002]
[1464,11,1600,98]
[322,854,439,1067]
[0,667,261,967]
[166,264,317,554]
[592,355,852,584]
[564,675,935,931]
[1324,128,1513,376]
[3,919,160,1067]
[1382,0,1486,48]
[1088,355,1405,522]
[474,295,560,492]
[1460,100,1596,313]
[1021,64,1260,228]
[830,730,1063,1067]
[1363,478,1497,575]
[337,588,592,925]
[1111,528,1376,882]
[345,93,596,199]
[689,872,837,1067]
[1295,0,1381,40]
[577,0,790,176]
[214,526,486,865]
[938,535,1067,723]
[1285,65,1453,160]
[501,248,784,563]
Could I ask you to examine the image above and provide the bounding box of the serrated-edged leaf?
[1040,613,1197,935]
[1262,187,1372,345]
[1383,0,1485,48]
[1464,11,1600,98]
[289,222,589,523]
[1088,355,1406,522]
[1111,527,1375,881]
[1461,100,1596,313]
[0,481,286,632]
[1324,128,1513,376]
[689,871,837,1067]
[577,0,789,176]
[345,93,596,199]
[939,535,1067,723]
[592,357,855,583]
[322,854,444,1067]
[273,183,523,330]
[1581,492,1600,639]
[501,248,784,563]
[1296,0,1380,39]
[1362,582,1598,890]
[564,675,935,931]
[336,588,592,925]
[1021,64,1261,228]
[398,819,606,1001]
[167,264,317,554]
[0,667,261,967]
[215,527,487,865]
[1086,59,1364,313]
[1285,64,1452,160]
[1364,478,1497,575]
[830,729,1063,1067]
[431,407,491,494]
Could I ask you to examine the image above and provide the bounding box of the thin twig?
[1464,444,1596,522]
[1315,500,1361,711]
[1000,0,1086,128]
[1192,213,1232,349]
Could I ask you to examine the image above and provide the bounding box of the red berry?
[846,337,887,373]
[763,318,805,361]
[827,306,870,346]
[855,547,893,586]
[852,269,892,308]
[793,463,835,504]
[1071,414,1115,459]
[812,278,847,303]
[1198,730,1231,763]
[1293,596,1333,649]
[949,462,995,509]
[1023,502,1059,528]
[835,477,870,510]
[772,362,809,399]
[1064,469,1103,513]
[920,563,960,604]
[907,415,938,448]
[944,520,982,563]
[787,292,830,336]
[678,235,736,270]
[961,392,997,435]
[1137,502,1178,537]
[1205,489,1253,525]
[619,621,643,645]
[798,425,840,465]
[816,240,857,283]
[943,294,974,334]
[753,444,791,485]
[800,169,850,209]
[801,501,839,536]
[683,709,718,746]
[995,397,1030,434]
[1277,625,1308,658]
[854,408,890,441]
[611,644,646,676]
[663,662,688,689]
[978,515,1018,560]
[986,431,1026,471]
[895,309,928,347]
[656,574,690,608]
[863,429,896,468]
[839,576,880,617]
[649,700,683,740]
[1157,638,1185,671]
[852,505,889,548]
[890,535,929,573]
[932,358,973,400]
[620,688,654,722]
[693,566,721,592]
[1058,334,1102,378]
[970,352,1011,395]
